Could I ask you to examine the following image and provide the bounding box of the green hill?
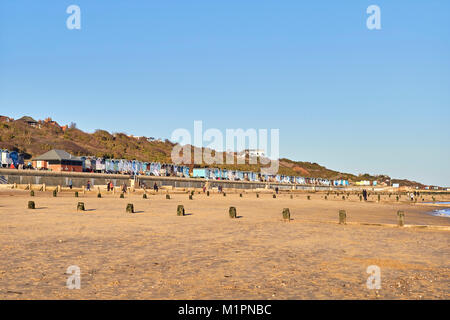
[0,115,426,187]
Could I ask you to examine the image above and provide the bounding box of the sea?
[426,202,450,218]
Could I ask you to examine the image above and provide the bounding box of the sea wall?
[0,168,339,191]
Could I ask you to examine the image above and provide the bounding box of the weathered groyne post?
[77,202,85,211]
[28,201,35,209]
[339,210,347,225]
[177,205,185,216]
[126,203,134,213]
[229,207,237,219]
[397,211,405,227]
[282,208,290,221]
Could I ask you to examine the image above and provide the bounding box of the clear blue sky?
[1,1,449,186]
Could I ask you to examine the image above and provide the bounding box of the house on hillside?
[18,116,39,128]
[0,115,13,122]
[32,149,83,172]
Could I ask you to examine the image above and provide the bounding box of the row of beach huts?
[0,148,349,186]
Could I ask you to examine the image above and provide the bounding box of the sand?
[0,189,449,299]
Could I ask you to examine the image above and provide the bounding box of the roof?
[34,149,82,162]
[18,116,38,123]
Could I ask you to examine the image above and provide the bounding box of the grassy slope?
[0,117,425,186]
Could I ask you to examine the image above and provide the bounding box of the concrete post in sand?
[82,186,85,194]
[397,211,405,227]
[339,210,347,225]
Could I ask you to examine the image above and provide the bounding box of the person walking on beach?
[68,179,73,190]
[153,182,159,192]
[86,180,91,191]
[275,187,279,194]
[362,189,367,201]
[107,180,111,192]
[122,183,127,194]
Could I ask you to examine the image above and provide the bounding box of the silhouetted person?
[363,189,367,201]
[153,182,159,192]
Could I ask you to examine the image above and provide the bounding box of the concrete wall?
[0,168,342,191]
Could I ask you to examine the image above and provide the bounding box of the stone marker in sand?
[177,205,185,216]
[282,208,290,221]
[256,193,259,198]
[143,193,147,199]
[189,194,193,200]
[97,193,102,198]
[240,193,243,198]
[229,207,237,219]
[273,194,276,199]
[397,211,405,227]
[339,210,347,225]
[207,191,210,196]
[223,193,226,197]
[307,195,310,200]
[75,191,79,198]
[30,190,35,197]
[166,194,171,199]
[126,203,134,213]
[120,193,125,198]
[28,201,35,209]
[53,189,57,197]
[77,202,85,211]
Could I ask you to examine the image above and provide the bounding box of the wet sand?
[0,189,449,299]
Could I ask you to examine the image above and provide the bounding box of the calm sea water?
[426,202,450,218]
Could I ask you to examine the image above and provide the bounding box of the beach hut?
[33,149,83,172]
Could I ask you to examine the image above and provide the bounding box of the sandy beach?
[0,189,449,299]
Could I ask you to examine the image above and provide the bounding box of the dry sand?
[0,189,449,299]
